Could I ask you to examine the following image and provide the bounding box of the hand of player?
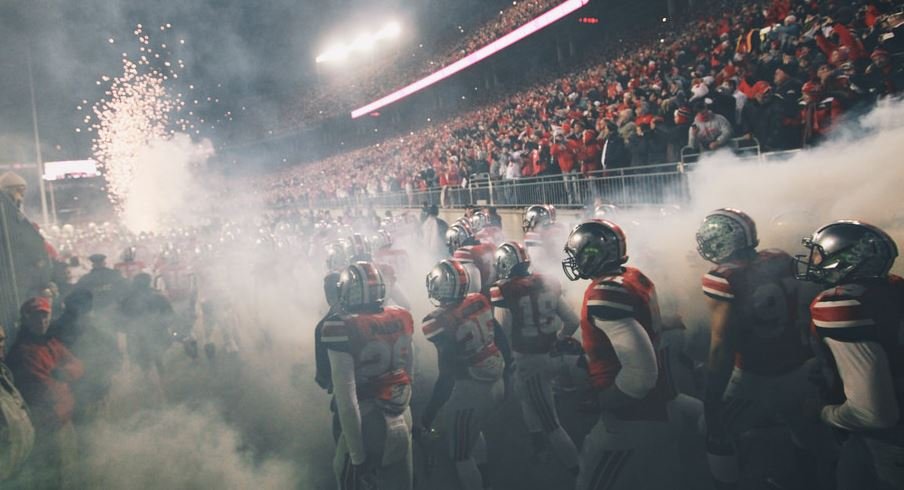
[709,142,719,150]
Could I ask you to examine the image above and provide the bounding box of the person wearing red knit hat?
[7,296,83,488]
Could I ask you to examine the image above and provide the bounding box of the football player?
[370,229,410,281]
[490,241,580,472]
[797,221,904,490]
[563,219,677,490]
[322,262,415,490]
[697,209,836,489]
[421,259,508,490]
[447,220,497,299]
[470,209,505,246]
[342,234,411,310]
[522,205,567,269]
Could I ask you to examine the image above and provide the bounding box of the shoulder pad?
[321,318,351,348]
[587,279,635,319]
[702,267,735,300]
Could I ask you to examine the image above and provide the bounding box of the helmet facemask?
[796,231,894,285]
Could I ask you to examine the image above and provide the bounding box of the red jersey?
[581,266,670,421]
[490,274,564,354]
[321,306,414,408]
[453,243,497,297]
[702,250,811,376]
[422,293,504,382]
[7,336,84,428]
[810,275,904,433]
[115,260,146,281]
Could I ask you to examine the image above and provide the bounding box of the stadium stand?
[263,0,904,209]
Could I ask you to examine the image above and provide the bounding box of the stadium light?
[316,20,401,64]
[351,0,590,118]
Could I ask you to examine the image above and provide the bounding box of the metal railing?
[279,141,809,211]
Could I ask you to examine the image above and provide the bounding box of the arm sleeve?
[423,340,456,428]
[820,338,900,430]
[328,350,367,465]
[555,295,580,340]
[591,316,658,399]
[494,306,512,341]
[687,125,698,149]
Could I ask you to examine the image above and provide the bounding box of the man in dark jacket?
[49,289,121,424]
[119,273,174,377]
[74,254,126,312]
[748,81,797,151]
[8,297,83,489]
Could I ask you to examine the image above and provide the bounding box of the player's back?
[422,293,504,382]
[491,273,563,354]
[702,249,811,376]
[324,306,414,409]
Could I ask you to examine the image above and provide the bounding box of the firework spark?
[88,24,209,232]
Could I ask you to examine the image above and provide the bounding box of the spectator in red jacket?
[8,297,83,489]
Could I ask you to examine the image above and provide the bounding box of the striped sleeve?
[811,294,876,342]
[587,279,636,320]
[422,313,448,342]
[702,270,734,301]
[489,284,505,307]
[321,319,351,352]
[524,231,541,248]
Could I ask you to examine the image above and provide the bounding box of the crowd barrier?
[289,140,803,210]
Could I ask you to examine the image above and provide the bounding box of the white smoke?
[65,95,904,490]
[81,404,298,490]
[119,134,214,233]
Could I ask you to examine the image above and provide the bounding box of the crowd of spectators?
[263,0,904,209]
[276,0,566,130]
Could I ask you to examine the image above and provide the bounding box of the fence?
[289,141,803,210]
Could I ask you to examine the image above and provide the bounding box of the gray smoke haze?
[8,0,902,484]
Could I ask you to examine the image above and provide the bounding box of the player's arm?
[591,315,659,409]
[313,318,336,392]
[493,306,513,345]
[323,324,366,465]
[328,349,366,465]
[422,335,456,429]
[555,294,580,340]
[703,297,736,432]
[820,338,899,430]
